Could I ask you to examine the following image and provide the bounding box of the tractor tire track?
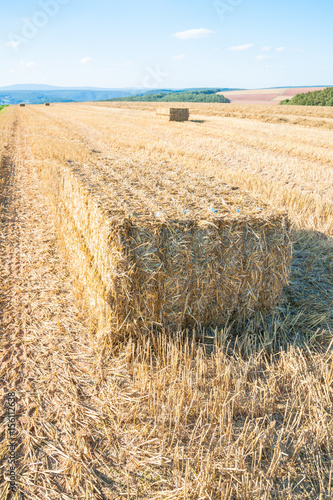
[0,111,117,499]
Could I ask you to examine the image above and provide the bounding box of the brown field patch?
[220,87,328,104]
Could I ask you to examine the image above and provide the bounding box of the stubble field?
[0,102,333,499]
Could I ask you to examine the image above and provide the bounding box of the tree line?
[281,87,333,106]
[106,89,230,103]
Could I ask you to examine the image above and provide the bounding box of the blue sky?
[0,0,332,89]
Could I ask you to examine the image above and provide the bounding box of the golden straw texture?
[21,107,292,334]
[156,107,189,121]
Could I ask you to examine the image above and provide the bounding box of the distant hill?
[140,87,241,95]
[5,84,328,106]
[0,89,137,105]
[0,84,175,104]
[0,84,245,105]
[1,86,234,104]
[107,89,231,103]
[280,87,333,106]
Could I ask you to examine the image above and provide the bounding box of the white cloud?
[276,47,286,52]
[80,57,91,64]
[9,68,15,74]
[261,46,272,51]
[228,43,254,51]
[172,29,215,39]
[256,55,274,61]
[20,61,36,69]
[6,40,21,49]
[172,54,186,60]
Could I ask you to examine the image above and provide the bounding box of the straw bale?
[20,103,26,107]
[45,103,50,106]
[32,149,292,334]
[156,107,189,122]
[127,217,290,329]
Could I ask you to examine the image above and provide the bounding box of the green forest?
[281,87,333,106]
[107,89,230,103]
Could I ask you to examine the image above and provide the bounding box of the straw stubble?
[23,108,292,335]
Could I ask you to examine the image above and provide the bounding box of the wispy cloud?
[20,61,36,69]
[80,57,91,64]
[228,43,254,51]
[276,47,286,52]
[255,55,274,61]
[261,46,272,51]
[172,54,186,60]
[172,29,215,39]
[6,40,21,49]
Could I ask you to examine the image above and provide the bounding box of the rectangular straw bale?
[32,152,292,335]
[156,107,189,122]
[127,217,290,329]
[33,157,133,333]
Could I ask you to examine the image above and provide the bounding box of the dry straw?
[31,151,292,336]
[156,107,189,122]
[2,105,333,498]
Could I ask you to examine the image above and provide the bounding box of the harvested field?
[1,103,333,499]
[19,106,291,334]
[218,87,327,105]
[94,100,333,128]
[37,102,333,234]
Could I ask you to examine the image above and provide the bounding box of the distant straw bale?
[32,148,292,335]
[20,103,26,107]
[157,107,189,122]
[45,103,50,106]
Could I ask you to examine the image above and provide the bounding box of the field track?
[0,108,111,498]
[1,104,333,498]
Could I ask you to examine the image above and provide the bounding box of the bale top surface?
[68,156,286,226]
